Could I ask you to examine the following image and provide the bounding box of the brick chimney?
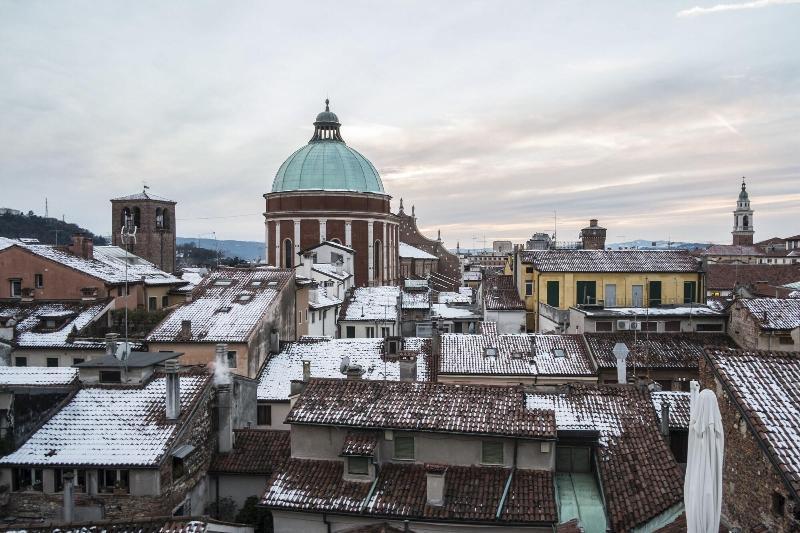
[165,359,181,421]
[68,233,93,259]
[399,355,417,382]
[425,464,446,506]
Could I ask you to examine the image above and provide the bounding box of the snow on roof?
[0,367,78,387]
[438,289,472,304]
[575,305,724,317]
[256,337,429,401]
[173,268,208,293]
[400,290,430,310]
[111,191,175,203]
[440,327,594,377]
[0,301,110,349]
[312,263,351,281]
[740,298,800,330]
[483,274,524,311]
[398,243,438,260]
[525,385,683,531]
[147,267,293,343]
[309,285,342,309]
[463,271,482,281]
[705,347,800,496]
[339,286,399,321]
[0,372,210,467]
[0,238,182,286]
[651,391,691,431]
[431,303,477,319]
[520,249,700,273]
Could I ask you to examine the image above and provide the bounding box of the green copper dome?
[271,100,385,194]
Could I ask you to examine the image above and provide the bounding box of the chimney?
[335,259,344,275]
[105,332,119,357]
[589,219,598,227]
[165,359,181,420]
[289,379,307,396]
[309,284,319,305]
[346,255,353,275]
[346,364,365,380]
[399,355,417,382]
[302,359,311,382]
[660,402,670,437]
[300,253,313,279]
[68,233,93,259]
[62,470,75,523]
[217,383,233,453]
[214,343,232,385]
[425,464,446,506]
[180,320,192,340]
[612,342,628,384]
[431,319,441,362]
[270,328,279,353]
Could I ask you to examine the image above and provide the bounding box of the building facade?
[264,101,400,288]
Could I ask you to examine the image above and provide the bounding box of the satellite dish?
[115,342,132,362]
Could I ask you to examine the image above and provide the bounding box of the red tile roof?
[704,347,800,498]
[483,274,525,311]
[209,429,290,475]
[527,385,684,532]
[706,263,800,291]
[341,431,379,456]
[262,459,557,526]
[286,378,556,439]
[703,244,765,256]
[520,250,701,273]
[585,332,736,369]
[738,298,800,330]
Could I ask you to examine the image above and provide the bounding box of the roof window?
[483,347,498,358]
[250,280,263,287]
[553,348,566,358]
[237,294,253,303]
[213,279,233,287]
[217,306,232,313]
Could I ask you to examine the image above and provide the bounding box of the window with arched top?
[330,238,342,245]
[283,239,294,268]
[155,208,164,229]
[121,207,132,228]
[374,240,383,283]
[162,209,170,230]
[132,207,141,228]
[743,215,749,228]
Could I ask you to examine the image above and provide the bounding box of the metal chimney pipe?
[660,402,670,437]
[105,333,119,357]
[165,359,180,420]
[62,471,75,523]
[302,360,311,382]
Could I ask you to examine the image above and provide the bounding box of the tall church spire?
[732,177,754,246]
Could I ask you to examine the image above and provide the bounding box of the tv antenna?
[118,214,137,363]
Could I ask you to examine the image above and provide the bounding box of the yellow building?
[512,249,705,331]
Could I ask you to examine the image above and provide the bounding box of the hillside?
[177,237,264,262]
[0,211,107,245]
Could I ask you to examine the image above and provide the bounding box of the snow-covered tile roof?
[705,347,800,496]
[0,371,210,467]
[339,286,399,321]
[147,267,293,343]
[288,378,556,439]
[112,191,175,202]
[520,249,701,273]
[173,267,208,293]
[398,243,438,260]
[651,391,691,430]
[400,289,429,310]
[431,303,478,319]
[256,337,430,401]
[740,298,800,330]
[0,367,79,387]
[585,332,736,369]
[440,327,594,377]
[438,289,472,304]
[526,385,683,531]
[0,301,110,349]
[312,262,351,281]
[463,271,482,281]
[309,285,342,309]
[483,274,524,311]
[0,238,182,286]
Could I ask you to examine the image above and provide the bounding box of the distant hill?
[177,237,264,262]
[0,211,107,245]
[607,239,711,250]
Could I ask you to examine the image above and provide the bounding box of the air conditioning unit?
[616,320,630,330]
[630,321,641,330]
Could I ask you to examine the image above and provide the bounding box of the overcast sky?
[1,0,799,248]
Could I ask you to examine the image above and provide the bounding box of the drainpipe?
[496,439,518,519]
[322,512,331,533]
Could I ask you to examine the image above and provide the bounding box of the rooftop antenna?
[118,213,137,365]
[45,197,48,218]
[553,211,557,243]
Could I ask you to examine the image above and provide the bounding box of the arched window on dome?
[283,239,294,268]
[374,240,383,284]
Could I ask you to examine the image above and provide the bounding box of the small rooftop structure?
[738,298,800,330]
[209,428,290,475]
[483,274,524,311]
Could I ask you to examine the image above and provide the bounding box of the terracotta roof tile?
[585,332,736,369]
[739,298,800,330]
[705,347,800,497]
[483,274,524,311]
[341,431,379,456]
[209,429,289,475]
[520,250,700,273]
[287,378,556,439]
[706,263,800,291]
[651,391,691,430]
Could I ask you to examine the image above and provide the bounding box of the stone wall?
[111,198,176,274]
[699,355,800,530]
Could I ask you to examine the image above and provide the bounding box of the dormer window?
[347,457,369,475]
[553,349,566,358]
[484,347,498,358]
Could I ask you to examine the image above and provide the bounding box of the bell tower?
[732,177,754,246]
[111,189,177,273]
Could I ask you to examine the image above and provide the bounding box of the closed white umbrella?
[684,388,724,533]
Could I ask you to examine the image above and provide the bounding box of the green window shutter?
[683,281,696,304]
[648,281,662,306]
[576,281,597,305]
[481,441,504,464]
[547,281,560,307]
[394,435,415,459]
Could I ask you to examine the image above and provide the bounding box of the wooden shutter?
[481,441,504,464]
[547,281,559,307]
[394,435,415,459]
